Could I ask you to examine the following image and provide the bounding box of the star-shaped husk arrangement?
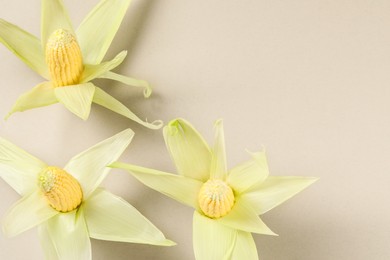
[112,118,317,260]
[0,0,162,129]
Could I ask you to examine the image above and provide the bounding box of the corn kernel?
[38,166,83,212]
[45,29,83,87]
[198,179,235,219]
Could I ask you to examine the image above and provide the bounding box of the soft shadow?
[253,210,339,260]
[107,0,158,62]
[90,0,167,136]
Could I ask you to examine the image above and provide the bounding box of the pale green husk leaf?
[0,138,47,195]
[243,176,317,215]
[210,119,228,180]
[0,19,48,78]
[6,82,57,120]
[41,0,74,49]
[111,162,203,210]
[38,224,60,260]
[65,129,134,199]
[54,83,95,120]
[84,188,175,246]
[217,197,277,236]
[2,191,58,237]
[44,209,91,260]
[231,231,259,260]
[193,211,237,260]
[163,119,211,181]
[99,71,152,98]
[76,0,131,64]
[92,86,163,129]
[227,150,269,194]
[81,51,127,83]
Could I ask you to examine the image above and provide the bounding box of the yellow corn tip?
[45,29,83,87]
[38,166,83,213]
[198,179,235,219]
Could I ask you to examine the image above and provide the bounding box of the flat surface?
[1,0,390,259]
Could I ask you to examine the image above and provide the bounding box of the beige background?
[1,0,390,259]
